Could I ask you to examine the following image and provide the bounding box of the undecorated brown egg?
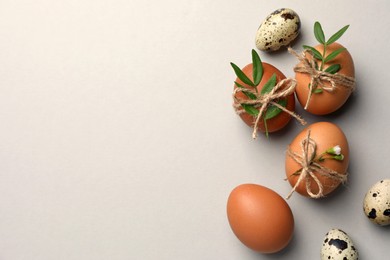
[285,122,349,198]
[227,184,294,253]
[295,42,355,115]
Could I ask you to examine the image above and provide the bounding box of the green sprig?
[317,145,345,162]
[303,21,349,93]
[230,50,287,137]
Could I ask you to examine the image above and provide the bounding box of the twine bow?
[285,130,348,199]
[288,47,356,110]
[233,78,306,139]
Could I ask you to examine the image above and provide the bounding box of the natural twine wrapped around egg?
[285,130,348,199]
[233,78,306,139]
[288,47,356,110]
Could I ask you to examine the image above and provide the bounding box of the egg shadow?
[324,91,359,122]
[370,221,390,230]
[267,117,300,138]
[246,233,298,259]
[238,108,303,148]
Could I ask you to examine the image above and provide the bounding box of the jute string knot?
[285,130,348,199]
[233,78,306,139]
[288,47,356,110]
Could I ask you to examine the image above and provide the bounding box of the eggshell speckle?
[321,229,358,260]
[255,8,300,51]
[363,179,390,226]
[227,184,294,253]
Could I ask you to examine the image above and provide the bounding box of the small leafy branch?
[291,145,345,177]
[318,145,345,162]
[303,22,349,93]
[230,50,287,137]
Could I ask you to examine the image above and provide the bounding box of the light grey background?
[0,0,389,259]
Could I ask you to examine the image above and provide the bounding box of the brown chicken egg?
[295,42,355,115]
[285,122,349,198]
[234,63,295,134]
[227,184,294,253]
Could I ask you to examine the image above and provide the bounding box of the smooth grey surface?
[0,0,389,259]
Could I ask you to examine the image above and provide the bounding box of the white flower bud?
[326,145,342,155]
[333,145,341,155]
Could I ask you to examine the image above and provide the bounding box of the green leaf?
[264,99,287,120]
[243,91,258,100]
[251,49,263,86]
[314,60,319,70]
[324,64,341,74]
[303,45,323,60]
[234,81,246,89]
[235,82,257,100]
[241,104,259,116]
[333,154,344,161]
[324,47,346,63]
[314,22,325,44]
[260,74,277,95]
[264,117,269,138]
[230,62,255,87]
[326,25,349,45]
[308,83,323,93]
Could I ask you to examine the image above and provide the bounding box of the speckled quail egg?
[321,228,358,260]
[363,179,390,226]
[255,8,300,51]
